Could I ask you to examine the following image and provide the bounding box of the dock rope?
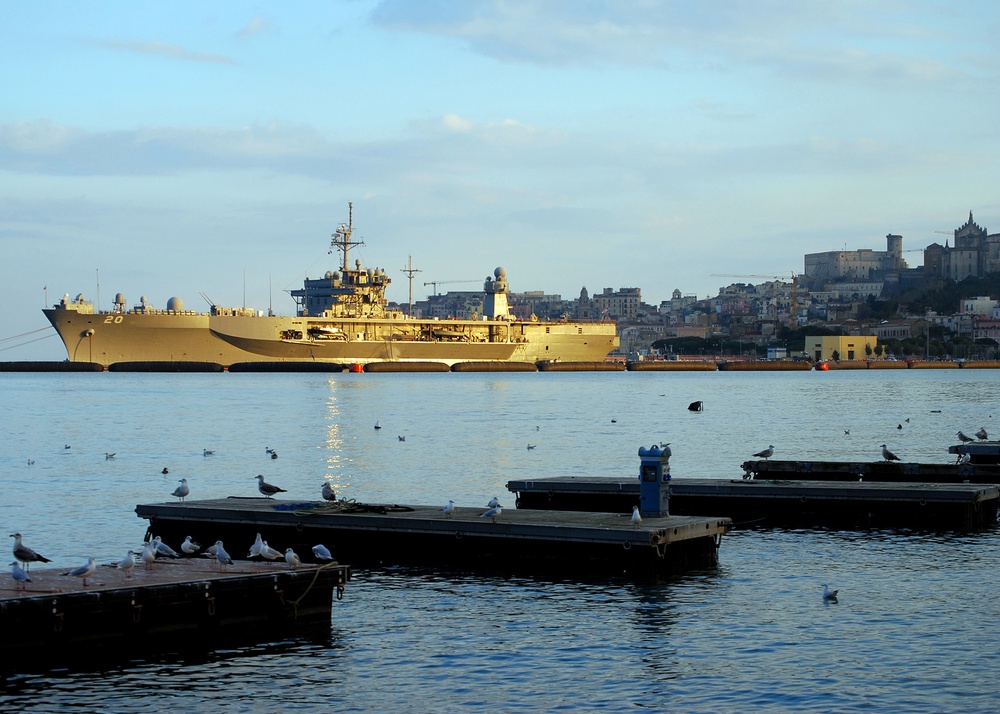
[285,498,415,517]
[289,561,345,617]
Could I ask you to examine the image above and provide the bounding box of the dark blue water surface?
[2,370,998,712]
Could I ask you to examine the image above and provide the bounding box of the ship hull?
[43,309,618,368]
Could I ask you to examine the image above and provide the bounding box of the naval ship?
[43,204,619,369]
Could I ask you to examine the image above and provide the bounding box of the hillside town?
[401,212,1000,361]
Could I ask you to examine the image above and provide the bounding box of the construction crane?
[423,279,480,296]
[711,273,800,327]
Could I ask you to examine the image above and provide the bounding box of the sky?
[2,1,998,361]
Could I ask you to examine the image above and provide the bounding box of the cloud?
[99,39,237,65]
[236,15,274,40]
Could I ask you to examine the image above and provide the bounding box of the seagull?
[27,459,34,465]
[487,496,501,509]
[957,431,974,443]
[398,435,405,442]
[247,533,264,559]
[480,504,502,523]
[205,542,220,558]
[171,478,190,502]
[161,467,169,475]
[203,449,215,456]
[152,536,179,558]
[117,551,136,578]
[631,505,642,526]
[265,447,275,455]
[255,474,287,498]
[822,584,839,600]
[63,556,97,586]
[958,452,971,465]
[844,429,850,436]
[284,548,302,568]
[214,540,233,570]
[611,419,617,423]
[312,544,335,562]
[181,535,201,555]
[976,427,989,441]
[10,561,31,590]
[260,541,283,561]
[527,444,536,450]
[10,533,51,571]
[141,543,157,569]
[880,444,900,462]
[64,444,71,449]
[105,452,116,460]
[442,500,455,518]
[897,424,903,430]
[321,482,337,502]
[753,445,775,460]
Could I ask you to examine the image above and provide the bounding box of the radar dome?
[114,293,126,306]
[166,297,184,312]
[494,267,507,279]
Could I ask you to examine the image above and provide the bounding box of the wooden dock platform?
[134,498,731,575]
[742,458,1000,481]
[0,558,350,667]
[506,476,1000,530]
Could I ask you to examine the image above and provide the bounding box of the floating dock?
[506,476,999,530]
[742,458,1000,482]
[134,498,731,575]
[0,558,350,667]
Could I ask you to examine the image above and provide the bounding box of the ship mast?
[330,201,365,272]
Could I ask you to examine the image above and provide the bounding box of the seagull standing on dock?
[957,431,974,444]
[141,543,157,569]
[117,551,136,579]
[312,544,334,562]
[153,536,180,558]
[247,533,264,559]
[260,541,283,561]
[181,536,201,555]
[631,506,642,526]
[958,452,972,465]
[171,478,190,502]
[321,482,337,502]
[480,504,502,523]
[753,445,775,460]
[255,474,287,498]
[976,427,989,441]
[214,541,233,570]
[442,500,455,518]
[487,496,501,509]
[880,444,901,462]
[10,533,51,571]
[10,561,31,589]
[822,584,839,600]
[284,548,302,568]
[63,556,96,586]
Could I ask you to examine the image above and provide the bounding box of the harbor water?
[2,368,999,712]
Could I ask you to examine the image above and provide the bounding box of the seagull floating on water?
[480,504,502,523]
[284,548,302,568]
[398,435,405,442]
[631,505,642,526]
[255,474,287,498]
[10,561,31,589]
[321,482,337,502]
[105,452,116,460]
[312,544,334,562]
[161,467,169,474]
[63,556,97,586]
[527,444,536,450]
[171,478,190,502]
[10,533,51,571]
[181,536,201,555]
[442,500,455,518]
[27,459,34,465]
[203,449,215,456]
[880,444,900,462]
[822,584,839,600]
[957,431,974,444]
[753,445,775,460]
[976,427,989,441]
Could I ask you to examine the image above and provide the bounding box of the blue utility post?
[638,444,671,517]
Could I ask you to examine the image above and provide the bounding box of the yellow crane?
[711,272,800,327]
